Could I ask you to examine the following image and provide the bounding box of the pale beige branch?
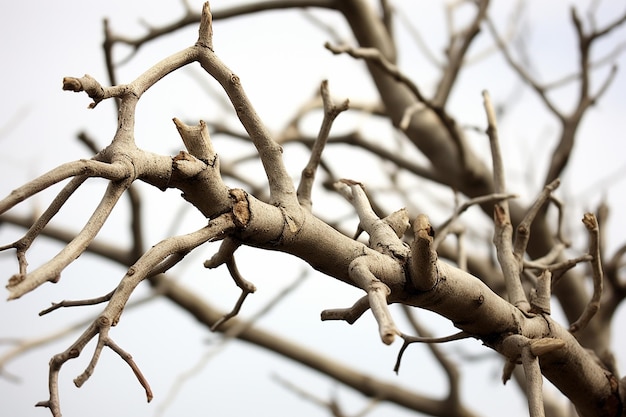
[6,180,130,300]
[349,260,399,344]
[35,322,100,416]
[273,372,381,417]
[521,346,545,417]
[483,90,529,311]
[204,237,257,330]
[1,176,87,275]
[512,179,560,261]
[0,289,164,384]
[30,214,235,416]
[321,295,370,323]
[334,180,409,260]
[570,213,603,333]
[156,270,307,416]
[434,0,489,106]
[39,290,115,316]
[434,192,516,249]
[500,334,566,417]
[62,75,126,108]
[194,5,298,209]
[0,160,128,215]
[298,80,349,211]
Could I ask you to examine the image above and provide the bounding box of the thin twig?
[39,290,116,316]
[7,180,130,299]
[0,160,127,216]
[324,42,469,169]
[434,0,489,107]
[156,270,308,416]
[106,337,153,402]
[321,295,370,324]
[487,6,626,186]
[434,192,516,249]
[297,80,349,211]
[570,213,603,332]
[399,305,464,404]
[483,90,529,311]
[395,329,469,374]
[0,176,87,272]
[512,179,560,261]
[334,180,409,260]
[204,238,257,330]
[1,287,163,377]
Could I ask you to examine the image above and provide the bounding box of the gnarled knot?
[229,188,250,228]
[97,315,111,327]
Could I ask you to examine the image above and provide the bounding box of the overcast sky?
[1,1,625,417]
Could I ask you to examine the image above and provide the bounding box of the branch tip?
[197,2,214,50]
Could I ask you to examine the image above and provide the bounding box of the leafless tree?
[1,1,626,417]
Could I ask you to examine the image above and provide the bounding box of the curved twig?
[394,327,470,374]
[512,179,560,261]
[204,237,257,330]
[483,90,528,311]
[569,213,603,333]
[0,160,128,215]
[6,180,130,299]
[297,80,349,211]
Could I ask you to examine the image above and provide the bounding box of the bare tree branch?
[569,213,603,333]
[1,2,624,417]
[297,80,349,210]
[483,90,529,311]
[433,0,490,107]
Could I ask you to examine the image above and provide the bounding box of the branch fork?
[500,334,566,417]
[204,237,257,331]
[324,179,415,344]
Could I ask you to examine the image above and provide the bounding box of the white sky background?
[0,1,625,417]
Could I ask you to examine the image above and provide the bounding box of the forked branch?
[204,237,257,330]
[0,160,128,215]
[194,5,297,210]
[483,90,529,311]
[487,5,626,185]
[325,42,469,167]
[297,80,349,211]
[569,213,603,333]
[35,215,235,416]
[6,180,130,299]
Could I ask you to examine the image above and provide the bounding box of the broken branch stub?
[409,214,439,291]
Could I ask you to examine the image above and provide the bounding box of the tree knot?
[229,188,250,229]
